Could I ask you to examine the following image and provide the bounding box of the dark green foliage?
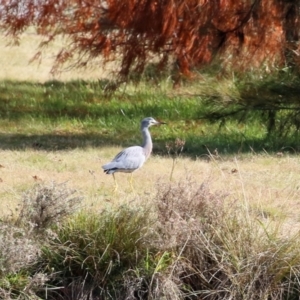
[203,70,300,137]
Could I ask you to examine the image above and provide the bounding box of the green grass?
[39,206,155,297]
[0,73,299,155]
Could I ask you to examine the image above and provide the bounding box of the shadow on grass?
[0,132,298,157]
[0,79,200,128]
[1,78,300,156]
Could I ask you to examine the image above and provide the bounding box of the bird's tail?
[102,167,117,174]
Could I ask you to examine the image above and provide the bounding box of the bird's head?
[141,117,166,128]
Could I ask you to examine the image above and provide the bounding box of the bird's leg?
[129,173,135,192]
[113,173,118,193]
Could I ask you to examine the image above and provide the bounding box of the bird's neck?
[141,127,153,158]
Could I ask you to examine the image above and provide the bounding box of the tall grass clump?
[153,177,300,299]
[36,205,156,300]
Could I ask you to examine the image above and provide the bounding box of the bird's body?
[102,117,164,190]
[102,145,147,174]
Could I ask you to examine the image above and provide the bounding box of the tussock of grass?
[153,177,300,299]
[155,177,228,249]
[37,204,154,299]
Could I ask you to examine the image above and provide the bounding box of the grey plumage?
[102,117,164,177]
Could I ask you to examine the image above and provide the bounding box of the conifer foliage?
[0,0,299,77]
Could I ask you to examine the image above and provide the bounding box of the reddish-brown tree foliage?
[0,0,299,77]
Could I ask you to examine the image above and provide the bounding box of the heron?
[102,117,166,191]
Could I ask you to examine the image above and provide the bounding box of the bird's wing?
[102,146,146,171]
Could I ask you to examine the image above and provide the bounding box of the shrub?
[17,181,83,231]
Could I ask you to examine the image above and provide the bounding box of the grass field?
[2,148,300,230]
[1,31,300,299]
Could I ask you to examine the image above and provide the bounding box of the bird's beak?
[157,120,167,125]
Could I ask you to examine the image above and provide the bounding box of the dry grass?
[0,29,114,82]
[1,147,300,235]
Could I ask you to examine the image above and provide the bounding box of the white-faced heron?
[102,117,166,191]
